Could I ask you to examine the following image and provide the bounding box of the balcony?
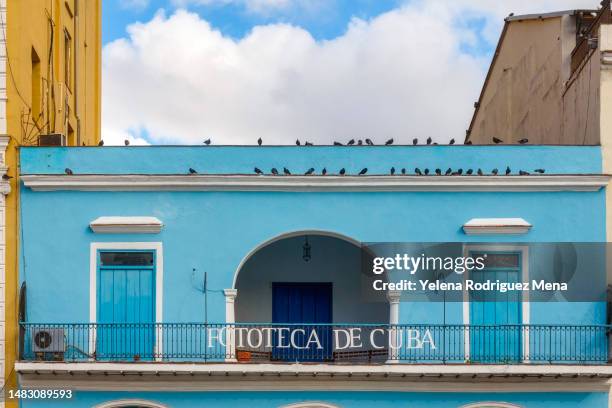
[19,323,610,365]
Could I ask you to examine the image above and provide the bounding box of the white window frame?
[462,244,529,362]
[89,242,164,360]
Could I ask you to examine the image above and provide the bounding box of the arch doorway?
[93,400,169,408]
[233,231,389,362]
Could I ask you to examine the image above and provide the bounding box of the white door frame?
[462,244,530,362]
[89,242,164,360]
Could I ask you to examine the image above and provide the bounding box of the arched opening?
[233,231,389,362]
[93,400,169,408]
[281,403,341,408]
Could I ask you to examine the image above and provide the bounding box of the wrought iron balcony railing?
[19,323,611,364]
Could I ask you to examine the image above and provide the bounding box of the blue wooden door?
[97,251,155,360]
[470,252,522,362]
[272,283,332,361]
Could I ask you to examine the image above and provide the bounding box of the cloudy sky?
[102,0,598,145]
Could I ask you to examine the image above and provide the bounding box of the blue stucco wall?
[20,391,609,408]
[17,146,607,325]
[20,145,602,175]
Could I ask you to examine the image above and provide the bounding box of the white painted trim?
[463,218,532,235]
[462,245,530,362]
[224,289,238,363]
[14,362,612,392]
[89,242,164,359]
[20,174,610,192]
[90,217,163,234]
[232,229,362,289]
[460,404,521,408]
[282,403,341,408]
[93,400,169,408]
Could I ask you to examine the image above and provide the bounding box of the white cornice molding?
[20,174,610,192]
[15,362,612,392]
[463,218,532,235]
[90,216,163,234]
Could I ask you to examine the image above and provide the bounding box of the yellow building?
[0,0,101,403]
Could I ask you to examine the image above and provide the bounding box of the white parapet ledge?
[463,218,532,235]
[14,362,612,392]
[20,174,610,193]
[90,216,163,234]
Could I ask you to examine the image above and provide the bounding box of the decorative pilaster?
[386,290,401,364]
[0,134,9,404]
[224,289,238,362]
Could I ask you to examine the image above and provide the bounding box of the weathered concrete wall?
[561,48,601,145]
[469,18,569,145]
[599,25,612,245]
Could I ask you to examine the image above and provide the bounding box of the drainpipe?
[73,0,81,145]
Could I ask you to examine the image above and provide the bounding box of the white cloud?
[102,0,601,145]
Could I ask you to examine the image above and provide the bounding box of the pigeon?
[426,137,432,145]
[435,168,442,175]
[518,138,529,144]
[283,167,291,175]
[456,169,463,175]
[257,138,262,146]
[465,140,473,145]
[401,168,406,175]
[333,142,343,146]
[189,168,197,174]
[64,168,73,175]
[124,139,130,146]
[1,174,12,180]
[449,139,455,145]
[254,167,263,175]
[424,168,430,175]
[203,139,211,145]
[534,168,545,174]
[98,140,104,146]
[491,168,499,175]
[385,138,394,145]
[445,168,452,176]
[347,139,355,146]
[519,170,530,175]
[339,168,346,175]
[390,167,396,175]
[322,168,327,175]
[493,137,503,144]
[296,139,301,146]
[358,140,363,146]
[415,168,422,175]
[271,168,278,175]
[505,166,511,175]
[412,138,418,145]
[366,139,374,146]
[477,168,483,176]
[305,141,313,146]
[358,168,368,175]
[305,168,315,175]
[466,169,473,175]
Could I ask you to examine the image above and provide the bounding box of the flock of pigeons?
[251,166,545,176]
[95,136,524,147]
[82,137,543,177]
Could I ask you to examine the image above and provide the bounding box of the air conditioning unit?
[32,328,65,353]
[38,133,67,146]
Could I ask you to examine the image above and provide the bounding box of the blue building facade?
[14,146,612,408]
